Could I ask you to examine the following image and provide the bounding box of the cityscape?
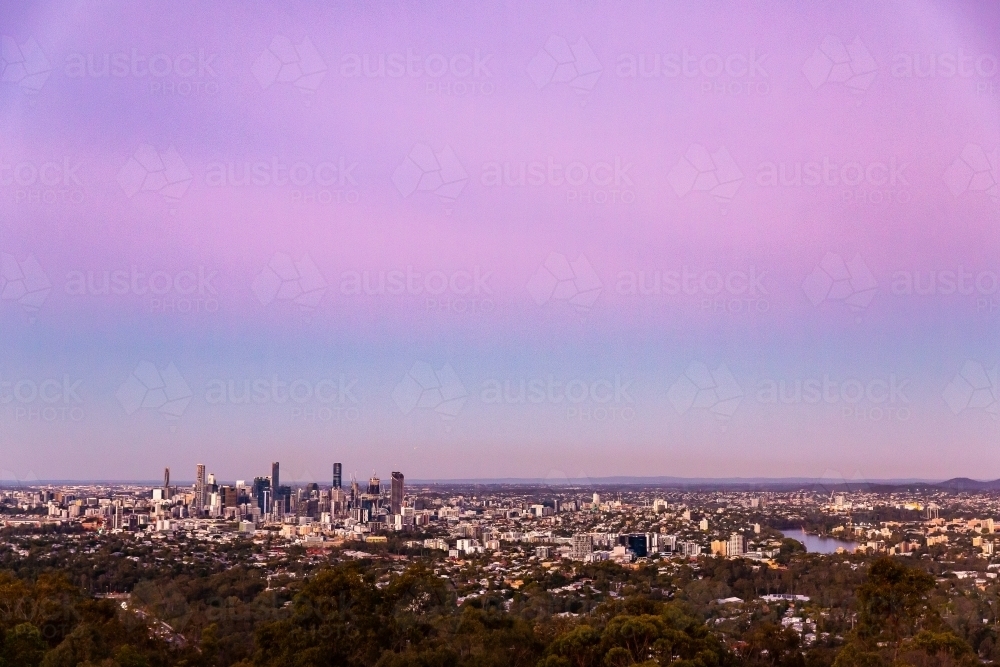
[4,0,1000,666]
[6,469,1000,663]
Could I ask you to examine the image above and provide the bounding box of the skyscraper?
[390,471,404,515]
[271,462,279,492]
[195,464,206,512]
[333,462,342,489]
[252,476,271,513]
[163,467,170,498]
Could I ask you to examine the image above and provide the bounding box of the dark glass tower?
[390,471,404,515]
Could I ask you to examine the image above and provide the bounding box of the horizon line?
[0,475,986,487]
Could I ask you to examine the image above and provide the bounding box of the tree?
[834,558,935,666]
[0,623,47,667]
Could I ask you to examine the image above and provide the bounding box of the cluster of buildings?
[6,480,1000,568]
[3,462,409,537]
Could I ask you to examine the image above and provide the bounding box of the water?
[781,528,858,554]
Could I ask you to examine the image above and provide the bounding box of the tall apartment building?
[727,532,745,556]
[571,533,593,560]
[390,471,404,515]
[195,464,206,512]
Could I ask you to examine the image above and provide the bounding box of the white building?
[728,533,745,556]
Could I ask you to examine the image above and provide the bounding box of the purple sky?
[1,0,999,484]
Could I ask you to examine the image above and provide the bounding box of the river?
[781,528,858,554]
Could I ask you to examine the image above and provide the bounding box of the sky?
[1,0,999,485]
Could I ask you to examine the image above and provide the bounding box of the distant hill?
[936,477,1000,491]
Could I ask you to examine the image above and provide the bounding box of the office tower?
[390,472,404,515]
[163,468,170,498]
[252,476,271,513]
[222,486,237,508]
[275,485,291,514]
[367,474,380,496]
[333,463,342,489]
[195,464,206,512]
[271,462,280,493]
[625,534,648,558]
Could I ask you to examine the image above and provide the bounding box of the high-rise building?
[333,463,342,489]
[276,485,291,515]
[271,462,280,493]
[163,468,170,498]
[571,534,593,560]
[252,476,271,513]
[195,464,206,512]
[330,487,346,516]
[367,475,380,496]
[390,471,404,515]
[624,534,647,558]
[727,533,745,556]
